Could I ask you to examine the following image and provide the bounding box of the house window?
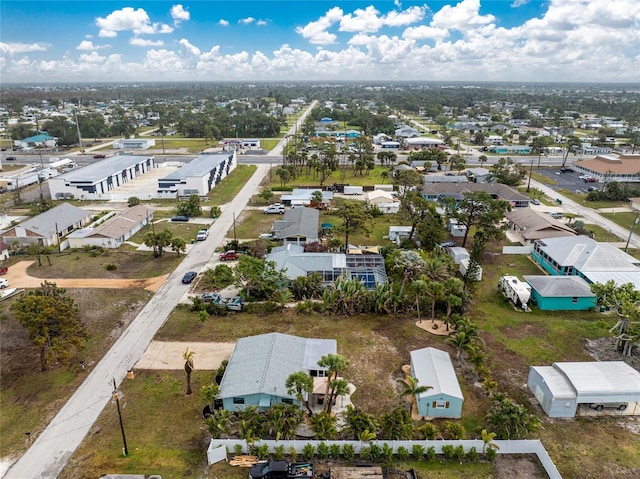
[281,398,294,405]
[232,397,245,405]
[432,400,450,409]
[572,297,578,303]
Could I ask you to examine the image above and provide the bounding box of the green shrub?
[396,446,409,461]
[255,443,270,460]
[329,443,341,459]
[445,421,466,439]
[453,445,465,461]
[342,443,355,461]
[412,444,425,460]
[104,264,117,271]
[425,446,436,461]
[359,446,371,461]
[274,445,285,460]
[316,442,329,459]
[467,446,478,462]
[234,444,243,456]
[419,423,439,440]
[442,444,455,460]
[302,443,315,461]
[368,443,381,461]
[485,447,497,462]
[288,446,298,461]
[382,443,393,461]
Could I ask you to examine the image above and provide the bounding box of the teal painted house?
[523,275,597,311]
[218,333,336,412]
[410,347,464,418]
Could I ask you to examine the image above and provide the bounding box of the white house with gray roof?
[410,347,464,418]
[280,189,333,208]
[269,206,319,245]
[157,152,235,197]
[48,154,155,200]
[532,236,640,289]
[217,333,336,412]
[1,203,91,247]
[67,205,153,249]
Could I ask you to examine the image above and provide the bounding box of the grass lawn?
[530,172,557,185]
[260,139,279,151]
[582,224,625,242]
[600,211,639,231]
[206,165,257,206]
[556,189,629,209]
[268,166,393,189]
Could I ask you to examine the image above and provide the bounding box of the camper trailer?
[500,276,531,310]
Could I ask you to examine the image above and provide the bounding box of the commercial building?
[157,152,235,197]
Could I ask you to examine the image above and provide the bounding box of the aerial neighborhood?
[1,82,640,479]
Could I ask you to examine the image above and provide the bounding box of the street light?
[112,378,129,456]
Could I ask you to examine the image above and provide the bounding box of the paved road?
[2,101,317,479]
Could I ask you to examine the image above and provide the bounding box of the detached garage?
[410,347,464,418]
[528,361,640,418]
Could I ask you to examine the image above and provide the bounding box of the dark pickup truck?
[249,461,314,479]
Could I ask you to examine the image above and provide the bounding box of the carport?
[528,361,640,418]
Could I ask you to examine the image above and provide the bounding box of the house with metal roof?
[465,167,492,183]
[532,236,640,289]
[505,208,576,245]
[217,333,337,412]
[523,275,597,311]
[410,347,464,418]
[365,190,400,214]
[404,137,445,149]
[67,205,153,249]
[1,203,91,247]
[269,206,319,245]
[48,154,155,201]
[280,189,333,208]
[527,361,640,417]
[421,182,530,208]
[157,152,236,197]
[266,244,388,289]
[15,132,57,149]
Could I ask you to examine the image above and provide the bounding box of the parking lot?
[536,168,603,194]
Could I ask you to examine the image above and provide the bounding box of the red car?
[219,250,239,261]
[0,266,7,275]
[93,153,106,159]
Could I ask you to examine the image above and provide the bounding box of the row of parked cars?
[199,292,245,311]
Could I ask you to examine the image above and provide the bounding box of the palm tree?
[446,331,478,366]
[183,347,195,395]
[481,428,499,454]
[326,378,350,415]
[317,353,349,413]
[425,279,445,321]
[399,375,431,417]
[411,279,428,323]
[309,411,338,440]
[285,371,314,416]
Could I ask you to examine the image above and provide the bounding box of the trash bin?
[190,239,195,244]
[556,199,563,204]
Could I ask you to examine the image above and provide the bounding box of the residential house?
[410,347,464,418]
[404,137,445,150]
[113,138,155,150]
[523,275,597,311]
[280,189,333,208]
[421,182,530,208]
[217,333,337,412]
[395,126,420,138]
[266,244,388,289]
[532,235,640,289]
[67,205,153,249]
[388,226,413,244]
[465,167,492,183]
[268,206,319,245]
[365,190,400,214]
[1,203,91,248]
[14,132,57,149]
[505,209,576,245]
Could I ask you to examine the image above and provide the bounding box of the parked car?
[5,156,16,161]
[200,292,223,303]
[219,250,239,261]
[531,199,541,205]
[181,271,197,284]
[588,402,628,412]
[226,296,245,311]
[93,153,106,159]
[0,278,9,289]
[171,215,189,222]
[0,266,8,275]
[583,177,597,183]
[439,240,456,248]
[196,229,208,241]
[264,204,285,214]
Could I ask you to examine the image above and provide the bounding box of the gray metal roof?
[218,333,336,399]
[529,365,577,399]
[271,206,319,241]
[10,203,90,238]
[422,182,529,202]
[280,189,334,202]
[266,248,344,280]
[536,236,640,272]
[56,154,153,183]
[554,361,640,401]
[523,275,595,298]
[158,152,233,181]
[410,347,463,400]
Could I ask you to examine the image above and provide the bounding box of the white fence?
[502,246,534,255]
[207,438,561,479]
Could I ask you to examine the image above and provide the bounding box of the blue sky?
[1,1,638,83]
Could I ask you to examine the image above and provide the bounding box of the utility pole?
[527,158,534,192]
[625,210,640,252]
[112,378,128,456]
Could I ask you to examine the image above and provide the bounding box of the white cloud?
[219,19,229,27]
[257,20,268,26]
[0,42,48,56]
[511,0,529,6]
[295,6,343,44]
[431,0,496,30]
[79,51,106,64]
[402,25,449,41]
[383,6,427,27]
[76,40,109,51]
[96,7,174,37]
[129,38,164,47]
[339,6,382,33]
[178,38,201,57]
[171,4,190,25]
[239,17,255,25]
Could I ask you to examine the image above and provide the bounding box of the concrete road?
[2,101,318,479]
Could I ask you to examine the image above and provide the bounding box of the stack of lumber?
[229,455,259,467]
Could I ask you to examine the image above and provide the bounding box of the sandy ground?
[134,341,236,370]
[3,261,167,292]
[415,318,454,336]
